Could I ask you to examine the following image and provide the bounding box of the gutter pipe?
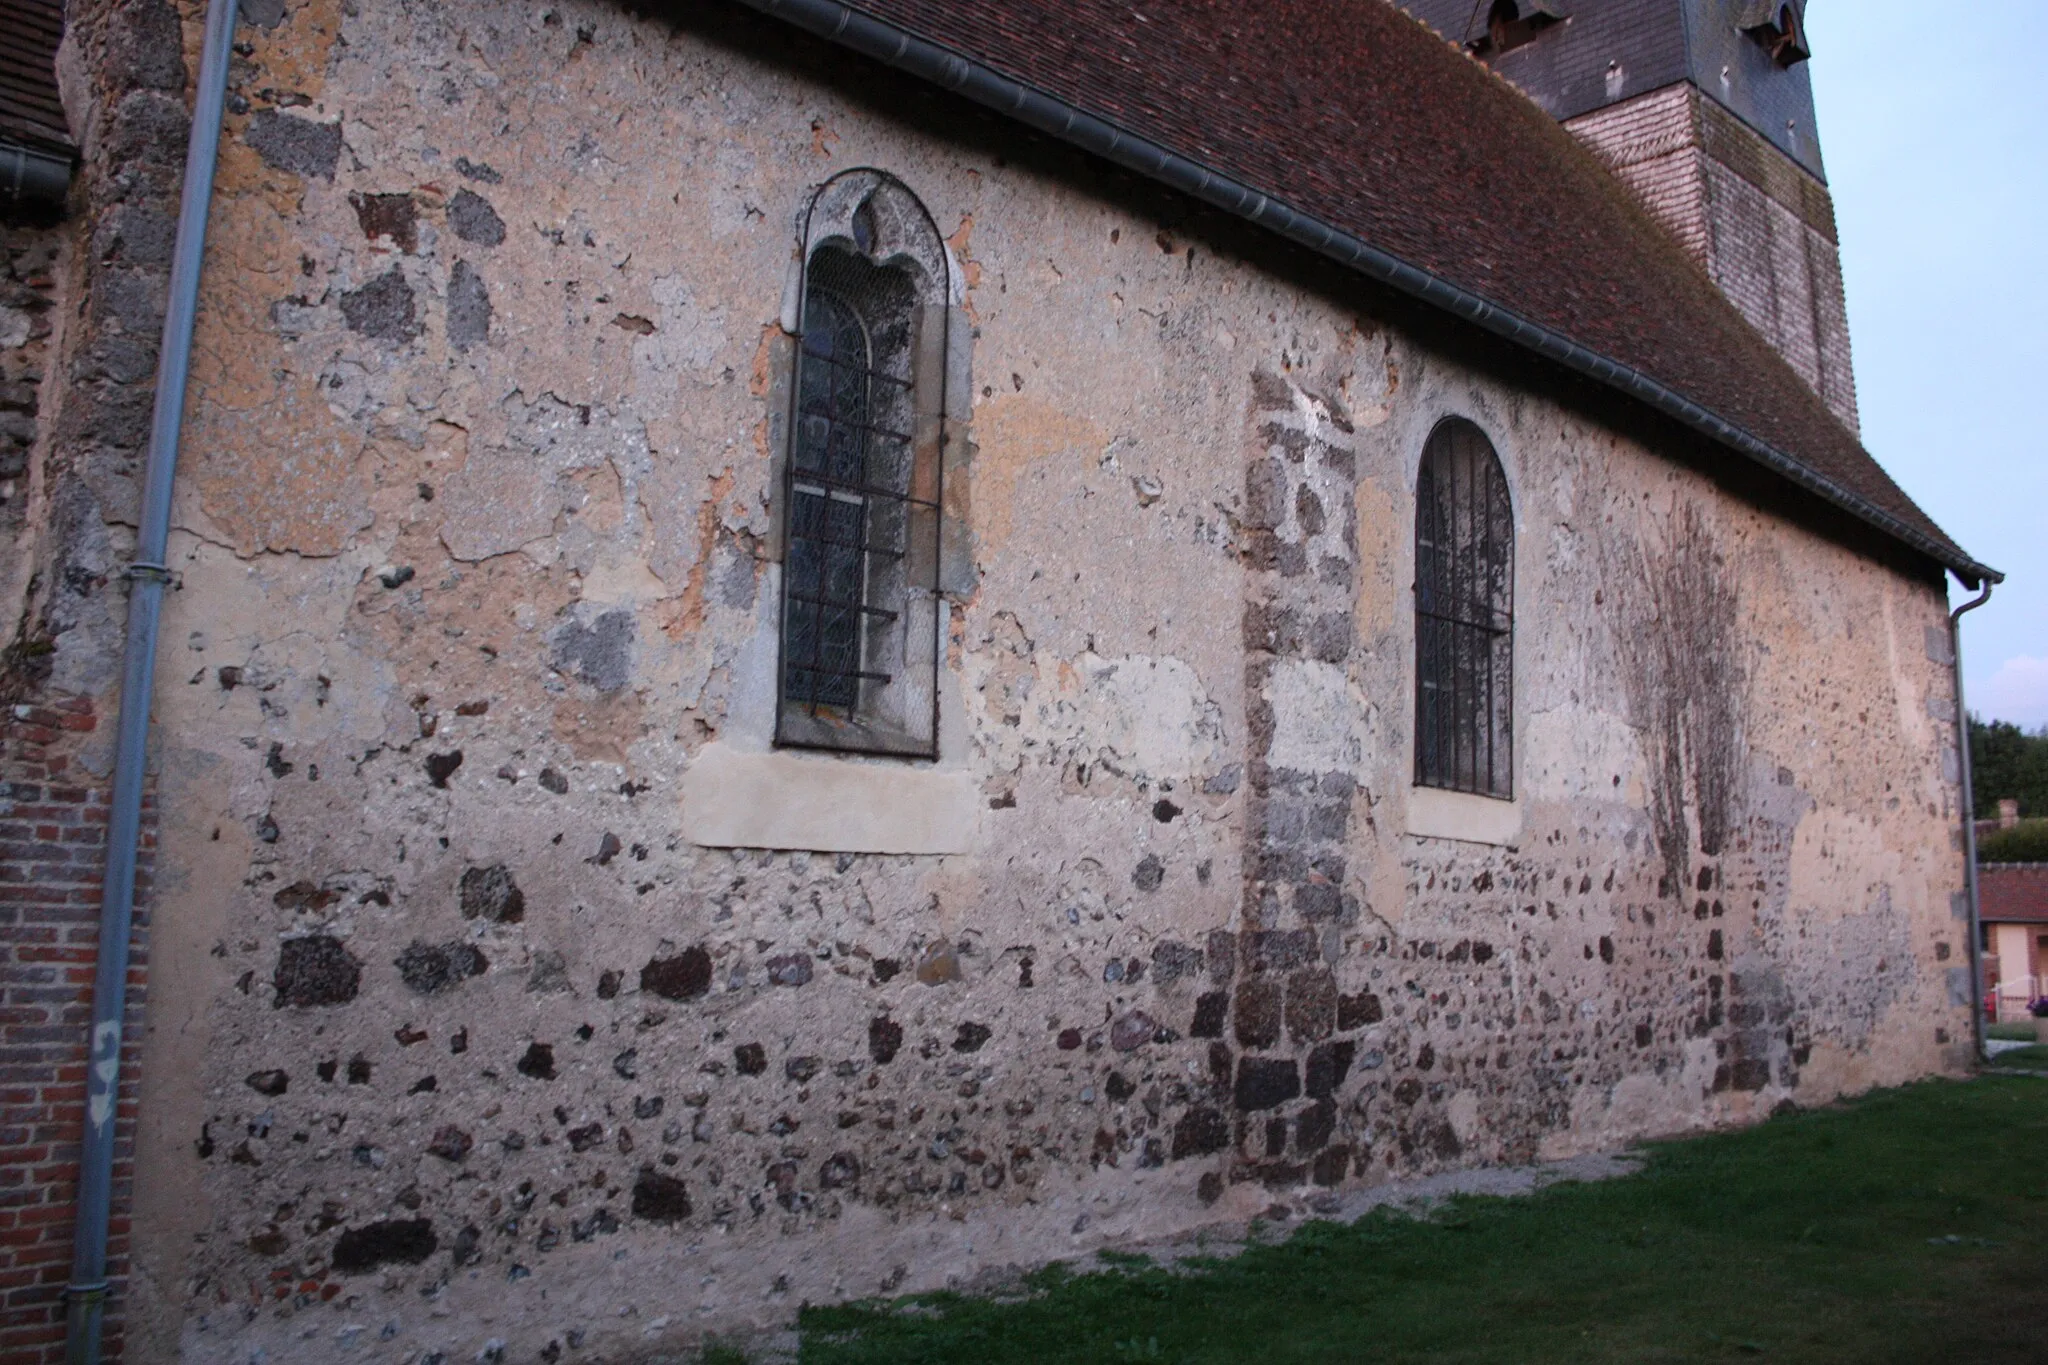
[64,0,238,1358]
[1,142,73,215]
[736,0,2001,590]
[1950,580,1993,1062]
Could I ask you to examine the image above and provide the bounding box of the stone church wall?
[0,2,1969,1361]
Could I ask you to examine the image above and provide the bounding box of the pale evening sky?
[1806,2,2047,728]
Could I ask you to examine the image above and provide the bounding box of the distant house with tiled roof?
[1982,863,2048,1020]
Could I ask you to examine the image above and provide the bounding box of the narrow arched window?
[777,171,952,758]
[1414,419,1514,798]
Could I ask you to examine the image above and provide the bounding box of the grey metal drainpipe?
[1950,579,1993,1064]
[64,0,238,1358]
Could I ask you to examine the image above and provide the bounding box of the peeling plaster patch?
[192,378,373,556]
[439,394,651,561]
[244,109,341,180]
[1005,652,1227,781]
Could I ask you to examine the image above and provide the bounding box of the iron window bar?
[1414,418,1514,799]
[803,347,914,389]
[789,470,938,508]
[786,591,900,623]
[774,168,952,756]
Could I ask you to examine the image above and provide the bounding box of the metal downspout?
[64,0,238,1358]
[1950,579,1993,1062]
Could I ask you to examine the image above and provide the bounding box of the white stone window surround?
[682,170,977,856]
[1397,401,1528,848]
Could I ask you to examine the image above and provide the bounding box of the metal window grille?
[775,171,949,758]
[1415,419,1514,798]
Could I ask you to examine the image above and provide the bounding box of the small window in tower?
[1739,1,1810,67]
[1468,0,1565,58]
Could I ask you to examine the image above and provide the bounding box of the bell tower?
[1394,0,1858,435]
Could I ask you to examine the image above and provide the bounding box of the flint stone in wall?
[915,939,961,985]
[110,0,188,92]
[641,947,712,1001]
[1233,976,1282,1048]
[1336,990,1383,1030]
[1109,1011,1156,1052]
[1190,991,1228,1038]
[340,267,420,344]
[1234,1058,1300,1112]
[106,91,190,171]
[550,608,635,692]
[868,1017,903,1064]
[427,1125,474,1162]
[1245,929,1316,973]
[1305,1040,1356,1099]
[245,109,342,180]
[272,936,361,1008]
[1150,940,1204,987]
[448,260,491,351]
[331,1219,436,1273]
[766,953,813,987]
[459,864,525,922]
[447,189,507,246]
[1171,1105,1229,1158]
[395,940,488,994]
[631,1168,691,1222]
[244,1069,288,1096]
[1296,1098,1336,1152]
[1286,969,1337,1042]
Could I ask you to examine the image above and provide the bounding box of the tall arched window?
[1414,419,1514,798]
[777,171,952,758]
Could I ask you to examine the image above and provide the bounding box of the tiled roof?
[737,0,1992,583]
[0,0,70,156]
[1984,866,2048,926]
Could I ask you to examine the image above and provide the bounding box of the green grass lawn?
[1986,1022,2037,1042]
[794,1077,2048,1364]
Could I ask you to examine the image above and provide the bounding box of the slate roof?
[0,0,70,157]
[1984,866,2048,926]
[737,0,1993,583]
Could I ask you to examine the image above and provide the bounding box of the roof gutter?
[734,0,2001,588]
[1,141,73,215]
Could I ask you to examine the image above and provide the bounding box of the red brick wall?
[0,695,152,1364]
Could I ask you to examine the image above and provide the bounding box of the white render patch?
[680,741,979,853]
[1263,659,1370,775]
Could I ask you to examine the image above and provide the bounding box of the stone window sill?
[1406,784,1521,847]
